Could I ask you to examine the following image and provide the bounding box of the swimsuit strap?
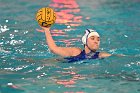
[91,51,100,59]
[64,50,85,62]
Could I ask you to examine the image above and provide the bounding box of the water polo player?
[36,27,115,62]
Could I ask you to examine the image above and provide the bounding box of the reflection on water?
[56,70,85,88]
[58,38,80,47]
[51,29,67,36]
[49,0,83,46]
[50,0,82,26]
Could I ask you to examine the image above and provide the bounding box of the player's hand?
[36,26,50,32]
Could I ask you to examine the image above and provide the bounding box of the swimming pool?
[0,0,140,93]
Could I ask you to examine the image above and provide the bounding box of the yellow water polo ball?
[36,7,56,27]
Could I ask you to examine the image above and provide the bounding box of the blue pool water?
[0,0,140,93]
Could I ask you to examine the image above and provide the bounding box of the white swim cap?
[82,29,100,45]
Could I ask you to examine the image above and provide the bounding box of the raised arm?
[37,27,81,57]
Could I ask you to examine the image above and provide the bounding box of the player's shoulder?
[70,47,82,56]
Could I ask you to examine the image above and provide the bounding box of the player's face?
[87,36,100,51]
